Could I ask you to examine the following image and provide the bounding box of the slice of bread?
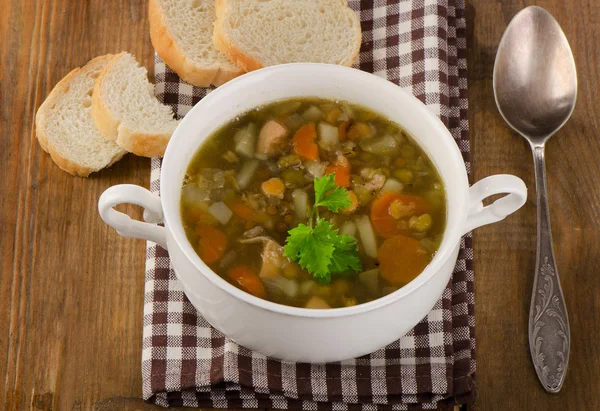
[213,0,362,72]
[149,0,244,87]
[35,55,127,177]
[92,52,180,158]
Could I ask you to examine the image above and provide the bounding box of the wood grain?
[468,0,600,409]
[0,0,598,410]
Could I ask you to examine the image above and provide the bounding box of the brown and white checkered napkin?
[143,0,474,408]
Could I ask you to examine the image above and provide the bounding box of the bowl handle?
[98,184,167,249]
[463,174,527,234]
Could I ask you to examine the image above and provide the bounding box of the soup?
[180,98,446,309]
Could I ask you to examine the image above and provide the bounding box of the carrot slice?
[342,191,359,214]
[227,264,266,298]
[186,207,217,225]
[325,155,351,187]
[226,199,257,221]
[370,193,431,238]
[261,177,285,199]
[378,235,430,285]
[293,123,319,160]
[196,224,228,264]
[347,122,372,140]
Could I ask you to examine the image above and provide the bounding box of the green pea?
[394,169,414,183]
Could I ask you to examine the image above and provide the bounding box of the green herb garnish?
[283,174,362,283]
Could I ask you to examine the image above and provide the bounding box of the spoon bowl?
[493,6,576,393]
[494,6,577,144]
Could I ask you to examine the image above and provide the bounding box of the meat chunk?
[256,120,289,158]
[242,226,265,239]
[361,168,386,191]
[364,174,386,191]
[239,236,289,278]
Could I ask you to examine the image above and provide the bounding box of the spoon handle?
[529,145,570,393]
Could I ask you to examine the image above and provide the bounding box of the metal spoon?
[493,6,576,393]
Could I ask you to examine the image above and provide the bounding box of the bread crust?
[115,125,172,158]
[91,52,179,157]
[149,0,244,87]
[213,0,362,72]
[35,55,126,177]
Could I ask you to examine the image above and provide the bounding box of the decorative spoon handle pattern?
[529,146,570,393]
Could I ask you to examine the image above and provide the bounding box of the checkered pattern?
[144,0,473,409]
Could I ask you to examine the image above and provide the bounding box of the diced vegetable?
[394,169,414,183]
[208,201,233,225]
[227,198,259,221]
[256,120,288,158]
[339,220,357,237]
[359,268,379,294]
[341,191,359,214]
[370,193,431,238]
[305,296,330,309]
[227,265,266,298]
[223,150,239,163]
[302,105,322,122]
[332,279,350,296]
[282,263,301,279]
[409,213,433,232]
[359,134,399,156]
[378,235,429,285]
[325,154,351,187]
[197,224,228,264]
[263,276,299,298]
[305,160,326,178]
[363,174,386,191]
[285,113,305,130]
[347,122,373,140]
[300,280,317,295]
[261,177,286,199]
[380,178,404,194]
[353,185,372,206]
[318,122,339,150]
[293,123,319,160]
[325,107,341,124]
[355,215,378,259]
[278,154,301,169]
[292,189,310,220]
[181,183,210,204]
[185,205,218,226]
[236,159,259,190]
[234,124,257,158]
[338,121,350,141]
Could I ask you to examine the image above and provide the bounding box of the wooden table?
[2,0,599,409]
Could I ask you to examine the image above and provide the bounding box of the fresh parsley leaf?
[311,220,361,275]
[329,235,362,275]
[313,174,352,212]
[282,223,312,261]
[284,219,362,283]
[284,222,335,282]
[283,175,363,284]
[313,174,337,205]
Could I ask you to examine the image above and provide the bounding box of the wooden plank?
[468,0,600,409]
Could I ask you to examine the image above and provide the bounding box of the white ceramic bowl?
[99,64,527,363]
